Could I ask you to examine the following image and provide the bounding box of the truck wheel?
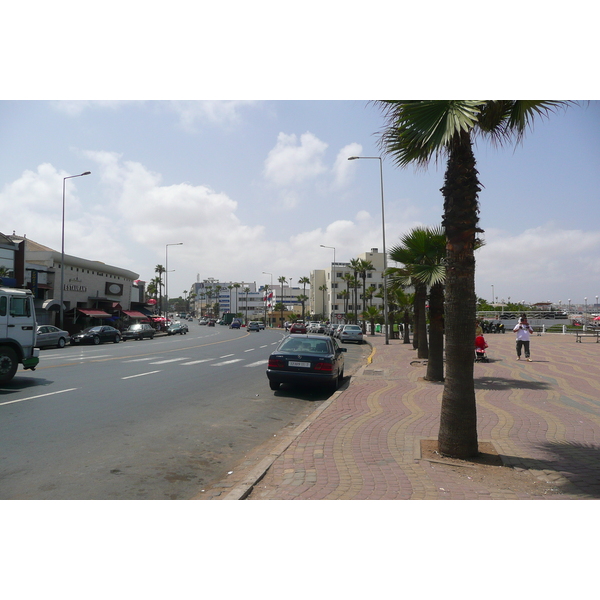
[0,347,19,383]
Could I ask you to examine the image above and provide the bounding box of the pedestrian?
[475,320,483,336]
[513,314,533,361]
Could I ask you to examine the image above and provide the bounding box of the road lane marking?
[0,388,78,407]
[219,354,235,358]
[122,371,162,379]
[244,348,255,352]
[149,358,191,364]
[122,357,164,362]
[244,360,269,368]
[211,359,243,366]
[259,345,268,348]
[65,355,113,361]
[181,358,217,365]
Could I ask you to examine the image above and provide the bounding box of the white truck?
[0,286,40,383]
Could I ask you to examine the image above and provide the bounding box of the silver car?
[339,324,364,344]
[36,325,71,348]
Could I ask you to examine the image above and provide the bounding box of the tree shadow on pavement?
[474,377,553,391]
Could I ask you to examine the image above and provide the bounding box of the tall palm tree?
[349,258,361,324]
[361,305,381,336]
[376,100,570,458]
[298,276,310,321]
[154,264,165,315]
[318,283,327,320]
[278,276,287,327]
[233,283,241,316]
[389,226,446,381]
[356,259,375,333]
[243,286,250,324]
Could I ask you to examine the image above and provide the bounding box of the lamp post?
[320,244,335,322]
[491,285,494,307]
[60,171,91,330]
[165,243,183,320]
[348,156,389,344]
[584,297,588,329]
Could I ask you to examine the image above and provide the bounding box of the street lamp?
[60,171,91,330]
[584,297,588,328]
[320,244,335,321]
[348,156,389,344]
[165,243,183,319]
[491,285,494,306]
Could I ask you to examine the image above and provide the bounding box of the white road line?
[0,388,78,407]
[219,354,235,358]
[122,357,163,362]
[211,359,243,366]
[244,348,255,352]
[259,345,268,348]
[122,371,162,379]
[149,357,191,364]
[244,360,269,368]
[181,358,216,365]
[65,355,112,361]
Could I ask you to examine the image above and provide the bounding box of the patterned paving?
[248,331,600,499]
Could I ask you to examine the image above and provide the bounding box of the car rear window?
[345,326,361,331]
[280,339,330,354]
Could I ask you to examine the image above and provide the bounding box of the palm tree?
[340,289,349,316]
[278,276,287,327]
[318,284,327,320]
[243,286,250,324]
[233,283,241,316]
[389,226,446,381]
[376,100,570,458]
[357,259,374,331]
[297,294,309,321]
[154,265,165,315]
[361,305,380,336]
[298,276,310,321]
[349,258,361,324]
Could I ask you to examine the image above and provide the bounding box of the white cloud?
[332,142,362,187]
[476,225,600,302]
[264,131,328,187]
[168,101,258,131]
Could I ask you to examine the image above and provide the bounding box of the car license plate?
[288,361,310,368]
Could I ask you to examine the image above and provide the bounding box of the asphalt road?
[0,323,368,499]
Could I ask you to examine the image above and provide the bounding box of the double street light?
[60,171,91,330]
[348,156,389,344]
[165,243,183,318]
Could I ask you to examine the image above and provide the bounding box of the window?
[0,296,6,316]
[10,296,31,317]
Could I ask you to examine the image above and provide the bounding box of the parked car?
[199,319,207,325]
[267,334,347,392]
[229,320,241,329]
[70,326,121,345]
[247,321,260,331]
[167,322,188,335]
[122,323,155,341]
[36,325,70,348]
[208,320,216,327]
[258,322,265,330]
[289,322,307,334]
[339,324,364,344]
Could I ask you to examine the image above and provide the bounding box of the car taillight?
[314,362,333,372]
[268,357,285,368]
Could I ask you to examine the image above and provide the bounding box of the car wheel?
[114,335,121,343]
[57,337,66,348]
[0,347,19,383]
[93,336,100,345]
[269,381,280,391]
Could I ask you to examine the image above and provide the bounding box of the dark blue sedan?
[267,334,346,392]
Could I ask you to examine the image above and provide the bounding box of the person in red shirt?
[475,334,488,361]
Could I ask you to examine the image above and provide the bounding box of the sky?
[1,99,598,308]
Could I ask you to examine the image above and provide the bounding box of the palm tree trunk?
[403,310,411,344]
[425,282,444,381]
[437,131,480,458]
[415,282,428,359]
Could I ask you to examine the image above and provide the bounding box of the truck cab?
[0,287,40,383]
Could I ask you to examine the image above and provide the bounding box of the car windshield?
[280,338,330,354]
[344,326,361,331]
[129,324,142,330]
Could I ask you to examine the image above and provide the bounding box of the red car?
[289,322,307,334]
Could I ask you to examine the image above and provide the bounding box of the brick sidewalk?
[246,331,600,499]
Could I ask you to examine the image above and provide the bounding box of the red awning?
[77,309,111,318]
[123,310,147,319]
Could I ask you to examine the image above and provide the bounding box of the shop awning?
[43,298,66,310]
[123,310,147,319]
[77,309,111,318]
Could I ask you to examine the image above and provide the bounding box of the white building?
[310,248,386,322]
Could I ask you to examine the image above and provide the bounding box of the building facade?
[310,248,386,322]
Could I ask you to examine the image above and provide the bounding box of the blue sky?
[1,100,598,308]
